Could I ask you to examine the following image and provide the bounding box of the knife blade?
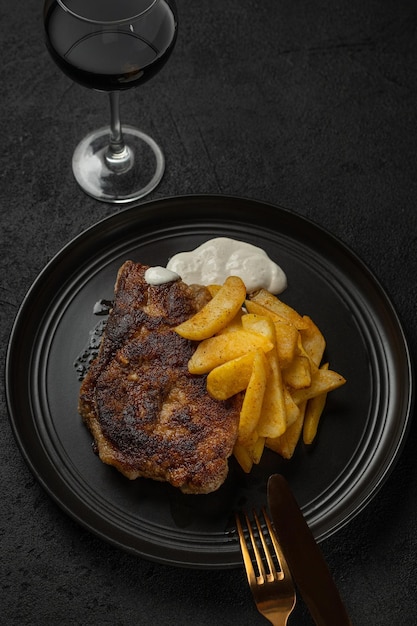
[267,473,351,626]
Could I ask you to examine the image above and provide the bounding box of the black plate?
[6,195,413,569]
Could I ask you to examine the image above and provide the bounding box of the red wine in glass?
[43,0,178,203]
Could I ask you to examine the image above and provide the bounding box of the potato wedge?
[249,289,309,330]
[233,442,253,473]
[234,314,289,439]
[303,364,329,444]
[273,320,299,368]
[249,436,266,465]
[299,315,326,367]
[266,401,307,459]
[244,298,287,323]
[241,313,275,342]
[283,355,311,389]
[233,436,265,472]
[257,346,287,439]
[206,352,255,400]
[216,308,244,334]
[175,275,246,340]
[291,365,346,405]
[245,436,266,465]
[188,330,274,374]
[240,313,288,439]
[245,300,299,367]
[237,350,268,446]
[284,387,300,428]
[207,284,221,297]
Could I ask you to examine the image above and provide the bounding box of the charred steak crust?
[78,261,242,494]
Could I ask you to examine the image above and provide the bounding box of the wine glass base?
[72,125,165,204]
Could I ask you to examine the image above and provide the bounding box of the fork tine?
[253,509,276,583]
[235,511,257,586]
[262,508,293,581]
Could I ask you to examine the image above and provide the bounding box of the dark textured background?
[1,0,417,624]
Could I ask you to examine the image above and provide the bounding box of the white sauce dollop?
[144,266,180,285]
[166,237,287,294]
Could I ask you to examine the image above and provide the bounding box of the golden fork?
[236,508,296,626]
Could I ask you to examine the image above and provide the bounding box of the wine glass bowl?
[43,0,178,203]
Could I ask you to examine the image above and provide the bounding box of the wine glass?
[43,0,178,203]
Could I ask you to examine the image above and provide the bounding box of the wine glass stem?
[105,91,132,172]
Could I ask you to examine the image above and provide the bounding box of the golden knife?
[267,473,352,626]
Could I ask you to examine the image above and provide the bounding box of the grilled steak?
[78,261,242,494]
